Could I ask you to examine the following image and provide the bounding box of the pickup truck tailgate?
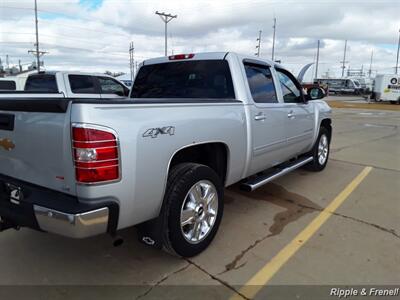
[0,99,76,195]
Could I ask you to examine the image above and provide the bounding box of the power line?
[155,11,177,56]
[30,0,47,72]
[340,40,348,77]
[129,41,135,81]
[396,29,400,75]
[315,39,320,80]
[272,17,276,61]
[255,30,262,57]
[0,31,117,48]
[368,49,373,78]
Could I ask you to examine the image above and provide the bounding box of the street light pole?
[34,0,40,72]
[271,17,276,61]
[315,39,320,80]
[395,29,400,75]
[341,40,348,78]
[155,11,177,56]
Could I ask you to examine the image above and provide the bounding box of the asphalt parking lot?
[0,105,399,300]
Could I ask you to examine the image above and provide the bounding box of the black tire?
[162,163,224,257]
[305,127,330,172]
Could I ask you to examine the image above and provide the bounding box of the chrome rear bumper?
[33,206,109,238]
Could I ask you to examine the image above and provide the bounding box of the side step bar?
[241,157,313,192]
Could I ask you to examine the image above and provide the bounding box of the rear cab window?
[24,74,58,92]
[131,60,235,100]
[0,80,16,91]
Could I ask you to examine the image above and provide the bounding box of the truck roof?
[29,71,116,77]
[142,51,285,70]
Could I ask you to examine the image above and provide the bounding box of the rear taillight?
[72,125,120,184]
[168,53,195,60]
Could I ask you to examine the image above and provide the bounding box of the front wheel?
[305,127,330,172]
[162,163,224,257]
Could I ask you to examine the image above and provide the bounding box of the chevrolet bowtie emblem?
[0,138,15,151]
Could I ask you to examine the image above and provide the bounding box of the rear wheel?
[162,163,224,257]
[305,127,330,172]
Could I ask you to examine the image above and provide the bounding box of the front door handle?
[254,113,266,121]
[287,110,295,119]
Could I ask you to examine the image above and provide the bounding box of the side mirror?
[306,87,325,100]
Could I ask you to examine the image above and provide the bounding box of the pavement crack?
[293,202,400,240]
[330,158,400,173]
[186,258,249,300]
[218,235,270,275]
[331,212,400,239]
[135,263,190,300]
[221,184,399,278]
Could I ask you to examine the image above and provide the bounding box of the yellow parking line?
[231,166,373,300]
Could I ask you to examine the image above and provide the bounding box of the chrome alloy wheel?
[318,134,329,165]
[180,180,218,244]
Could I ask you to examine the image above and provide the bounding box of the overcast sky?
[0,0,399,80]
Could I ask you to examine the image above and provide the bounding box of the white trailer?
[372,74,400,104]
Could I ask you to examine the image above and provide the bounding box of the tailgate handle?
[0,113,15,131]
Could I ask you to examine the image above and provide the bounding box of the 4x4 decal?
[143,126,175,138]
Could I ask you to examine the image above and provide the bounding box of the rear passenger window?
[69,75,96,94]
[244,64,277,103]
[24,75,58,92]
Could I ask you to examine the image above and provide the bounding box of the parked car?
[0,71,130,98]
[315,78,362,95]
[371,74,400,104]
[0,52,332,257]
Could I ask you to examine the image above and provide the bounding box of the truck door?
[275,68,315,156]
[244,62,292,175]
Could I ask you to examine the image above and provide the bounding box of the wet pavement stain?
[221,183,322,274]
[233,183,322,238]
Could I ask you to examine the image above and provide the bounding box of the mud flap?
[136,215,165,249]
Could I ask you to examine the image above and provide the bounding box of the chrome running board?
[241,157,313,192]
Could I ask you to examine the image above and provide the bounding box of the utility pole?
[340,40,348,78]
[315,39,320,80]
[6,55,9,69]
[155,11,177,56]
[396,29,400,75]
[129,42,134,82]
[28,0,47,72]
[272,17,276,61]
[255,30,262,57]
[368,50,373,78]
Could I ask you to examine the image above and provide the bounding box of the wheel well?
[320,118,332,141]
[169,143,228,184]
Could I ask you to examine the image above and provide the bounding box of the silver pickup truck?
[0,52,331,257]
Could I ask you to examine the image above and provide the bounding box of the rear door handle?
[287,110,295,119]
[254,113,266,121]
